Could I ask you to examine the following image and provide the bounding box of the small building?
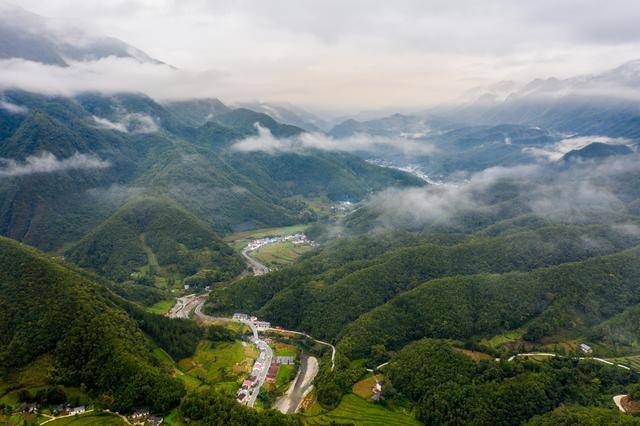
[255,321,271,330]
[233,313,249,321]
[275,356,295,365]
[266,364,280,383]
[242,379,254,389]
[16,403,38,414]
[579,343,593,354]
[237,390,249,404]
[69,406,86,416]
[148,415,164,426]
[132,408,150,419]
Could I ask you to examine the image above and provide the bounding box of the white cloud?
[6,1,640,110]
[0,152,110,178]
[93,113,160,134]
[0,100,28,114]
[231,123,436,155]
[360,155,640,229]
[523,135,633,161]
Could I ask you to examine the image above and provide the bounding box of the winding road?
[508,352,634,371]
[241,247,269,276]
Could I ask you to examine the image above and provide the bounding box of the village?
[245,233,316,252]
[231,313,299,407]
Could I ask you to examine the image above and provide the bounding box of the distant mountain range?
[0,3,165,66]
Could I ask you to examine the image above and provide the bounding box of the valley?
[4,3,640,424]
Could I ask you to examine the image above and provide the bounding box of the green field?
[275,364,296,388]
[251,242,313,268]
[177,341,256,390]
[147,298,175,314]
[303,394,419,426]
[274,342,298,357]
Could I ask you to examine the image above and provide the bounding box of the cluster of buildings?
[232,313,271,330]
[15,403,86,416]
[237,338,271,404]
[245,233,315,252]
[331,201,355,213]
[131,408,163,425]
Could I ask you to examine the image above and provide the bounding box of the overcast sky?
[10,0,640,112]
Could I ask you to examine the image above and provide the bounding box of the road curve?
[242,248,269,276]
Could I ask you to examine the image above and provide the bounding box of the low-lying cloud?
[360,155,640,230]
[0,100,28,114]
[231,124,436,156]
[0,151,110,178]
[523,135,633,161]
[93,113,159,134]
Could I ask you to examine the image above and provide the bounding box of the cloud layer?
[0,152,110,178]
[523,135,634,161]
[361,155,640,230]
[6,1,640,110]
[231,124,436,156]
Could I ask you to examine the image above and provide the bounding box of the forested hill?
[338,245,640,358]
[0,90,423,252]
[0,236,184,412]
[65,196,244,281]
[207,223,640,339]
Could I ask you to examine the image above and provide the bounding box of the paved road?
[508,352,634,371]
[241,247,269,276]
[274,354,319,414]
[193,300,272,408]
[167,293,210,319]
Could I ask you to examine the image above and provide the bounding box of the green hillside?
[208,224,640,340]
[384,339,638,425]
[0,90,423,251]
[337,246,640,358]
[0,236,183,412]
[66,196,244,282]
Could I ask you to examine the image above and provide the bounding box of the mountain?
[163,98,230,127]
[562,141,634,162]
[238,102,330,132]
[65,196,244,282]
[329,113,431,138]
[0,236,185,412]
[0,3,164,66]
[208,223,640,341]
[0,90,423,251]
[444,59,640,138]
[213,108,305,138]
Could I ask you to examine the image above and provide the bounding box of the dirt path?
[274,355,319,414]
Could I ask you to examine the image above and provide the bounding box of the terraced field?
[303,394,419,426]
[252,242,313,268]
